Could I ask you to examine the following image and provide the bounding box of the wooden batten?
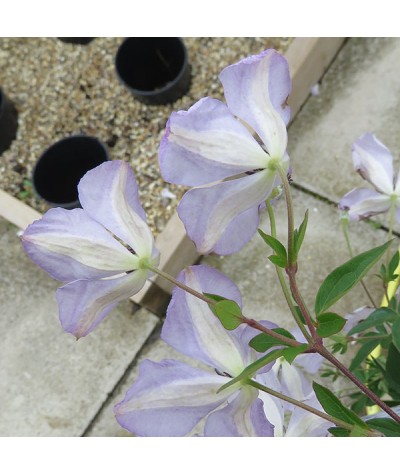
[0,38,346,315]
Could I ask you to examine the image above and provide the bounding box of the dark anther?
[245,168,264,175]
[214,368,233,378]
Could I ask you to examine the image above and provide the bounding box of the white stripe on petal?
[22,208,138,281]
[160,98,268,186]
[79,161,157,260]
[183,268,248,376]
[220,50,290,159]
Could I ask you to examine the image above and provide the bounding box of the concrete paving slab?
[0,218,159,436]
[288,37,400,232]
[84,326,203,437]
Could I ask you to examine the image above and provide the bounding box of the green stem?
[265,200,312,343]
[277,167,295,267]
[341,218,377,308]
[275,168,320,343]
[246,379,379,435]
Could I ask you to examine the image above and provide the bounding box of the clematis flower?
[159,49,291,255]
[339,133,400,221]
[114,265,276,437]
[21,160,159,338]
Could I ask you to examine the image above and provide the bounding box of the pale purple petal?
[114,359,232,437]
[212,206,261,255]
[78,160,157,260]
[204,386,273,436]
[159,97,268,186]
[277,359,312,402]
[56,269,148,338]
[178,169,276,255]
[339,187,391,220]
[257,371,285,436]
[285,395,330,437]
[352,134,394,194]
[21,207,138,282]
[162,265,248,376]
[219,50,290,159]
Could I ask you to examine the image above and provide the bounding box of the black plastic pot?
[0,88,18,155]
[115,37,191,105]
[58,37,95,45]
[33,136,109,209]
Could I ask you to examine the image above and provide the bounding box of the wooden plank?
[285,37,346,117]
[0,189,41,230]
[0,37,345,315]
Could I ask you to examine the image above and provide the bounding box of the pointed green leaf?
[281,343,308,364]
[316,312,346,338]
[203,292,226,302]
[348,307,398,335]
[366,418,400,437]
[249,328,295,352]
[213,299,243,330]
[349,339,382,371]
[258,229,287,261]
[389,251,400,279]
[392,319,400,353]
[217,349,285,394]
[294,210,308,257]
[328,427,350,437]
[386,343,400,389]
[268,254,287,268]
[315,241,392,316]
[313,382,369,428]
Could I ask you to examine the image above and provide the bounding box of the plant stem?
[147,264,302,348]
[265,200,312,343]
[317,345,400,424]
[341,218,377,308]
[287,269,321,343]
[246,379,379,435]
[277,167,295,267]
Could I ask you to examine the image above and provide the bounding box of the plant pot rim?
[32,135,110,209]
[115,37,189,99]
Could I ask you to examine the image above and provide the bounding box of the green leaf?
[281,343,308,364]
[349,339,381,371]
[392,319,400,353]
[389,251,400,277]
[348,307,398,335]
[328,427,350,437]
[249,328,295,352]
[386,343,400,389]
[213,299,243,330]
[316,312,346,338]
[203,292,226,303]
[313,382,368,428]
[366,418,400,437]
[293,210,308,257]
[315,241,392,316]
[268,254,287,268]
[217,349,284,394]
[258,229,287,262]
